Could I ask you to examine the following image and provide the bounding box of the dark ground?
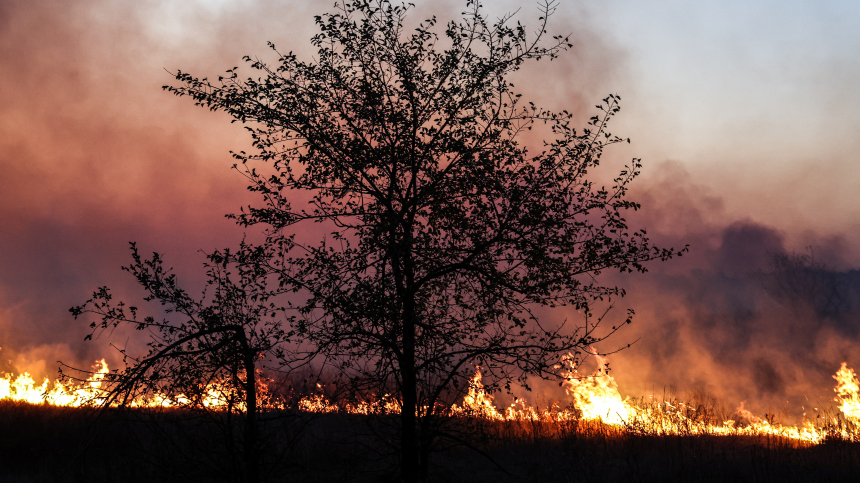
[2,400,860,482]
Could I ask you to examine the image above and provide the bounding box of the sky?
[1,0,859,419]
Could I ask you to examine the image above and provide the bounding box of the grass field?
[3,400,860,483]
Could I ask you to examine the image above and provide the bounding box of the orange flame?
[0,359,109,406]
[562,352,632,425]
[3,356,860,445]
[834,362,860,421]
[450,369,504,420]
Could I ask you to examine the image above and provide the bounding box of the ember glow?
[4,357,860,445]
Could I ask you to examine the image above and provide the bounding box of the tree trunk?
[244,353,260,483]
[400,297,420,482]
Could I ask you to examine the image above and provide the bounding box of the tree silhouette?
[76,1,683,481]
[71,242,286,483]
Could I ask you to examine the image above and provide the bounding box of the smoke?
[0,0,304,378]
[0,0,623,378]
[1,0,858,424]
[597,162,860,422]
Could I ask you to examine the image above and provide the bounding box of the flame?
[0,360,281,410]
[563,353,632,425]
[834,362,860,421]
[442,359,844,444]
[297,384,339,413]
[0,359,109,407]
[4,355,860,445]
[450,369,504,420]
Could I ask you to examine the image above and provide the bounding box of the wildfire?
[0,360,276,410]
[450,369,505,420]
[0,359,109,407]
[446,356,860,444]
[298,391,402,415]
[563,353,631,425]
[834,362,860,421]
[3,356,860,445]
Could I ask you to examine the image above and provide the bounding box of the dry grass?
[3,399,860,482]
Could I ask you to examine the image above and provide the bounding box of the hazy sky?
[595,0,860,240]
[1,0,859,416]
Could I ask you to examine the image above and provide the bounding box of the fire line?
[3,358,860,444]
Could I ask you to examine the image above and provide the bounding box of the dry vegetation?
[3,398,860,483]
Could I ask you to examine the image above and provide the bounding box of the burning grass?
[5,359,860,442]
[4,360,860,481]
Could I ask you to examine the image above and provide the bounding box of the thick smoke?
[0,0,297,378]
[599,163,860,422]
[0,0,622,379]
[1,1,858,424]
